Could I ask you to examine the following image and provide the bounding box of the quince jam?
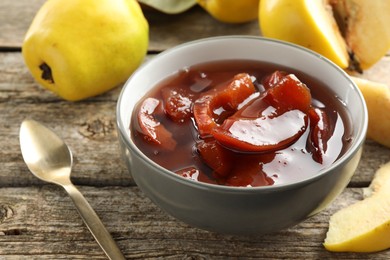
[131,60,353,187]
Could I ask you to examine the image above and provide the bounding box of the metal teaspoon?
[19,119,125,260]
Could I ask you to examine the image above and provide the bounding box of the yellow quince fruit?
[324,161,390,252]
[197,0,259,23]
[22,0,148,101]
[259,0,390,71]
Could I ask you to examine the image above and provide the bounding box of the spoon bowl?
[19,119,125,260]
[20,120,73,185]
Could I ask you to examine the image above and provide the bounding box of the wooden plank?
[0,0,46,48]
[144,6,260,51]
[1,52,390,187]
[1,100,388,187]
[0,101,134,187]
[0,102,390,187]
[0,0,258,50]
[1,1,390,259]
[0,185,389,259]
[0,52,138,103]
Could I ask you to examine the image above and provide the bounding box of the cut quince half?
[259,0,349,69]
[259,0,390,71]
[332,0,390,70]
[324,161,390,252]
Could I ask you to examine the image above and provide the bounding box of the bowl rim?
[116,35,368,193]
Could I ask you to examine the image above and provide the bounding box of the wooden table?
[1,1,390,259]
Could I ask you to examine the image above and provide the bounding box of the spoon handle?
[63,183,126,260]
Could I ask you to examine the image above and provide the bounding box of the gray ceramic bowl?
[116,36,368,235]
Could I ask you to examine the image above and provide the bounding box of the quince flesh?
[351,76,390,148]
[333,0,390,70]
[324,161,390,252]
[22,0,149,101]
[197,0,259,23]
[259,0,390,71]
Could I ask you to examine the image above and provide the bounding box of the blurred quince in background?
[197,0,259,23]
[138,0,197,14]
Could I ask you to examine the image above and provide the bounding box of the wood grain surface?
[1,1,390,259]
